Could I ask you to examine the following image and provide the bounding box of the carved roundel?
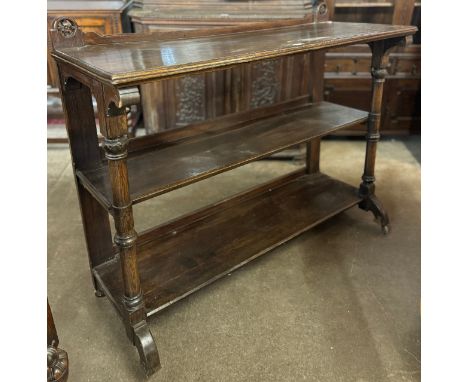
[311,0,327,16]
[53,17,78,39]
[318,3,328,15]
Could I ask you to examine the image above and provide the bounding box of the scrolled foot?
[94,289,106,298]
[359,194,390,235]
[133,322,161,376]
[47,346,69,382]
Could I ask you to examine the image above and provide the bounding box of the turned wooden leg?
[358,39,403,234]
[102,99,161,375]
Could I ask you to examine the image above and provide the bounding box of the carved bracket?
[62,76,83,92]
[368,37,407,67]
[105,87,141,117]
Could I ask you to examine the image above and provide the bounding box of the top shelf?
[51,21,416,86]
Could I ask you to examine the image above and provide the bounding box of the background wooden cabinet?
[129,1,321,134]
[47,1,133,119]
[130,0,420,136]
[47,0,420,137]
[325,0,421,135]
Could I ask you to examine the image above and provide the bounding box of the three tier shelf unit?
[50,5,416,376]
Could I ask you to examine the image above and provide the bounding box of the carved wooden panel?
[175,75,207,127]
[130,1,324,133]
[140,53,312,134]
[250,60,281,109]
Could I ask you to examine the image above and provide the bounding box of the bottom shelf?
[94,171,363,317]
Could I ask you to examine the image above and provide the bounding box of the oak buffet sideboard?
[50,6,416,375]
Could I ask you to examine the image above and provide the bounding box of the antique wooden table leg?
[48,300,69,382]
[101,91,161,376]
[358,38,405,234]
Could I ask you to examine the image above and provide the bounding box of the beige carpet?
[47,138,420,382]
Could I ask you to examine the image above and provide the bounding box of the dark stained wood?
[47,300,59,348]
[325,0,420,135]
[51,17,416,376]
[307,49,326,175]
[57,73,114,294]
[128,95,311,153]
[129,1,420,136]
[77,101,368,210]
[306,138,321,174]
[47,0,134,126]
[47,0,133,90]
[94,172,363,316]
[129,0,328,134]
[47,300,69,382]
[357,38,398,233]
[99,89,162,373]
[51,21,416,86]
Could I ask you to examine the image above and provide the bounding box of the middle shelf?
[77,101,367,210]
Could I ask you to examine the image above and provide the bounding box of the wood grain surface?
[77,101,367,209]
[94,172,362,316]
[52,21,417,85]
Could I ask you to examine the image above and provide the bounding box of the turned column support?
[102,128,142,308]
[358,64,385,198]
[99,87,144,310]
[101,88,161,375]
[359,38,403,197]
[358,38,405,233]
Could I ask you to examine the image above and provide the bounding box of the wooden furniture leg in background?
[358,38,404,234]
[48,300,69,382]
[100,88,161,375]
[306,49,326,174]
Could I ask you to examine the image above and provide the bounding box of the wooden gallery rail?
[50,6,416,376]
